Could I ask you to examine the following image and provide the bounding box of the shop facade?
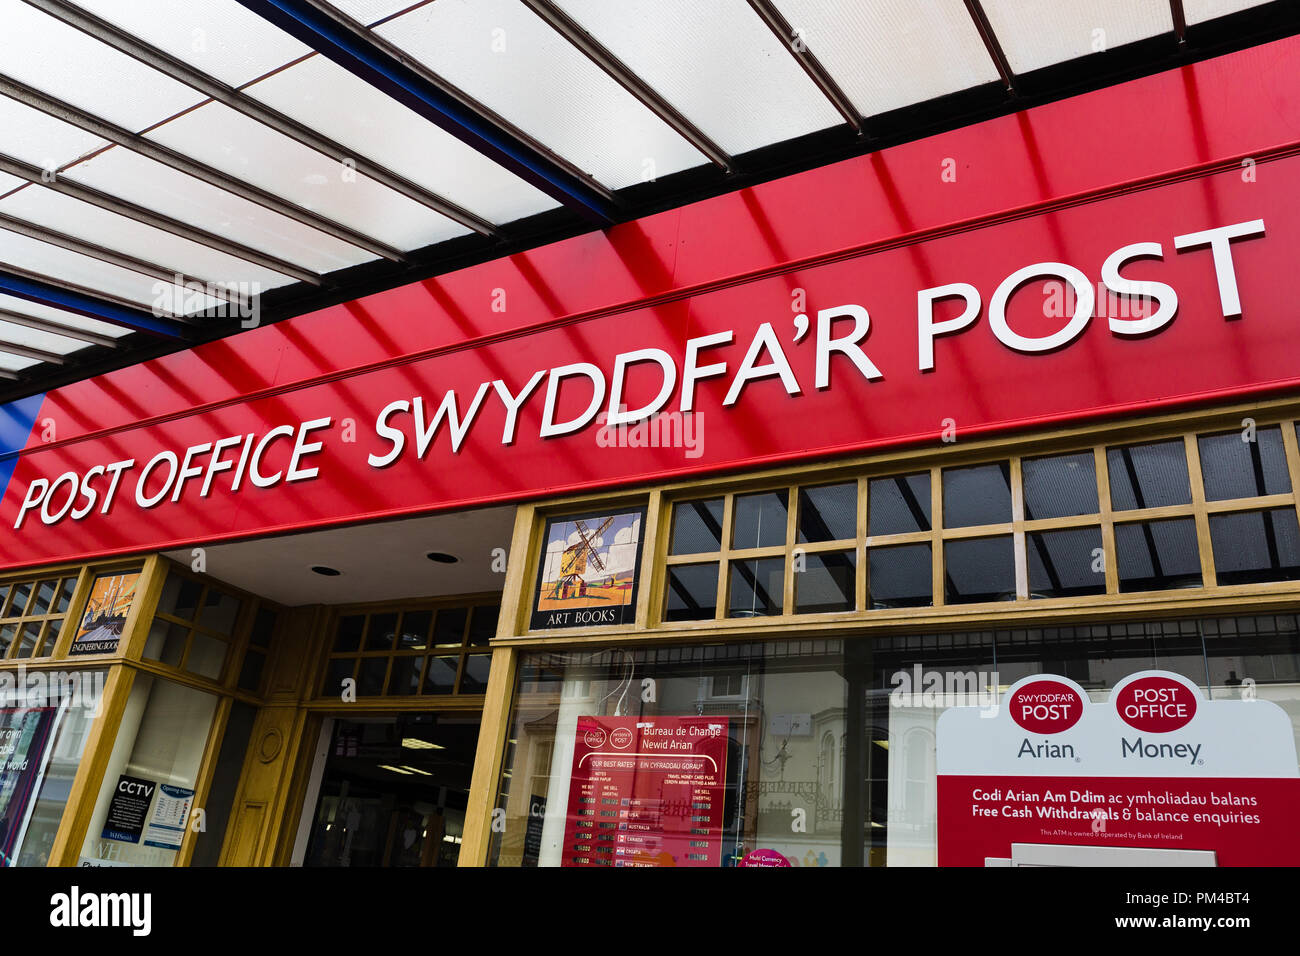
[0,35,1298,867]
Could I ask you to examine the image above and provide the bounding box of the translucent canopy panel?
[245,54,560,224]
[1185,0,1276,24]
[0,173,23,196]
[0,188,297,290]
[0,353,40,372]
[980,0,1173,74]
[145,101,473,250]
[0,0,206,132]
[0,317,90,355]
[774,0,1001,117]
[552,0,842,154]
[330,0,416,27]
[69,0,312,88]
[63,147,376,273]
[0,94,110,171]
[374,0,707,188]
[0,228,223,313]
[0,293,133,338]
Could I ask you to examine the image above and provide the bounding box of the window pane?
[460,655,492,694]
[198,588,241,636]
[1199,427,1292,501]
[1210,509,1300,585]
[795,551,855,614]
[160,576,202,621]
[0,624,15,656]
[364,613,398,652]
[728,558,784,617]
[798,483,857,543]
[732,492,788,550]
[665,563,719,622]
[322,658,355,697]
[468,605,500,646]
[13,622,42,659]
[397,610,432,650]
[248,608,277,649]
[236,650,265,693]
[8,582,32,618]
[944,537,1015,604]
[357,658,388,696]
[422,656,459,695]
[55,577,76,614]
[0,585,10,616]
[868,473,931,535]
[868,543,933,609]
[388,655,424,696]
[143,620,189,668]
[943,463,1012,528]
[1027,528,1106,598]
[1023,452,1098,520]
[334,615,365,653]
[1108,440,1191,510]
[29,580,56,617]
[433,607,468,647]
[670,498,724,554]
[186,632,227,680]
[1116,518,1202,592]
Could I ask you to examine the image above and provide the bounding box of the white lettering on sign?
[10,219,1267,533]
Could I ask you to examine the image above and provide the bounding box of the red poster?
[563,716,728,868]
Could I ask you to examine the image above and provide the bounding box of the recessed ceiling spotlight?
[311,565,342,576]
[426,552,459,564]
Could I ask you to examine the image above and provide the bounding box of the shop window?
[1027,527,1106,598]
[236,606,277,693]
[944,536,1015,604]
[669,497,724,554]
[143,573,243,682]
[942,462,1011,528]
[1107,439,1191,510]
[794,551,855,614]
[728,557,784,618]
[0,667,106,866]
[732,491,788,550]
[1209,509,1300,585]
[1199,426,1292,501]
[1115,518,1202,592]
[189,701,257,867]
[867,544,932,609]
[0,574,77,660]
[318,601,501,699]
[797,483,857,543]
[79,673,219,866]
[1022,452,1099,520]
[868,473,930,535]
[664,563,719,622]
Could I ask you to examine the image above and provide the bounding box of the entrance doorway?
[299,713,479,867]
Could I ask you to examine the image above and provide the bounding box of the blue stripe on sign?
[0,393,45,504]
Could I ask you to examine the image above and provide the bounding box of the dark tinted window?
[1027,528,1106,598]
[868,544,932,609]
[943,463,1012,528]
[1108,440,1191,510]
[732,492,788,550]
[665,564,719,621]
[1023,452,1098,519]
[728,558,784,617]
[1210,509,1300,585]
[798,483,857,543]
[944,537,1014,603]
[794,551,855,614]
[1199,427,1291,501]
[670,498,724,554]
[868,473,930,535]
[1115,518,1201,591]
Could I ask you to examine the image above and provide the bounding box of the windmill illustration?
[551,517,614,600]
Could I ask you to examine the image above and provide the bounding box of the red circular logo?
[583,728,606,749]
[609,727,634,749]
[1115,676,1197,732]
[1008,680,1085,734]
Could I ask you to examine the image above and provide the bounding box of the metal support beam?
[519,0,734,172]
[1171,0,1188,46]
[0,154,322,286]
[24,0,500,238]
[0,268,186,337]
[0,339,68,366]
[745,0,863,134]
[0,212,250,313]
[233,0,619,225]
[0,74,407,262]
[964,0,1017,96]
[0,308,119,349]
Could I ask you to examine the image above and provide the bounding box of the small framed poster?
[68,571,140,657]
[531,507,646,630]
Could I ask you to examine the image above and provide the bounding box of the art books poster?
[69,572,140,657]
[532,509,644,630]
